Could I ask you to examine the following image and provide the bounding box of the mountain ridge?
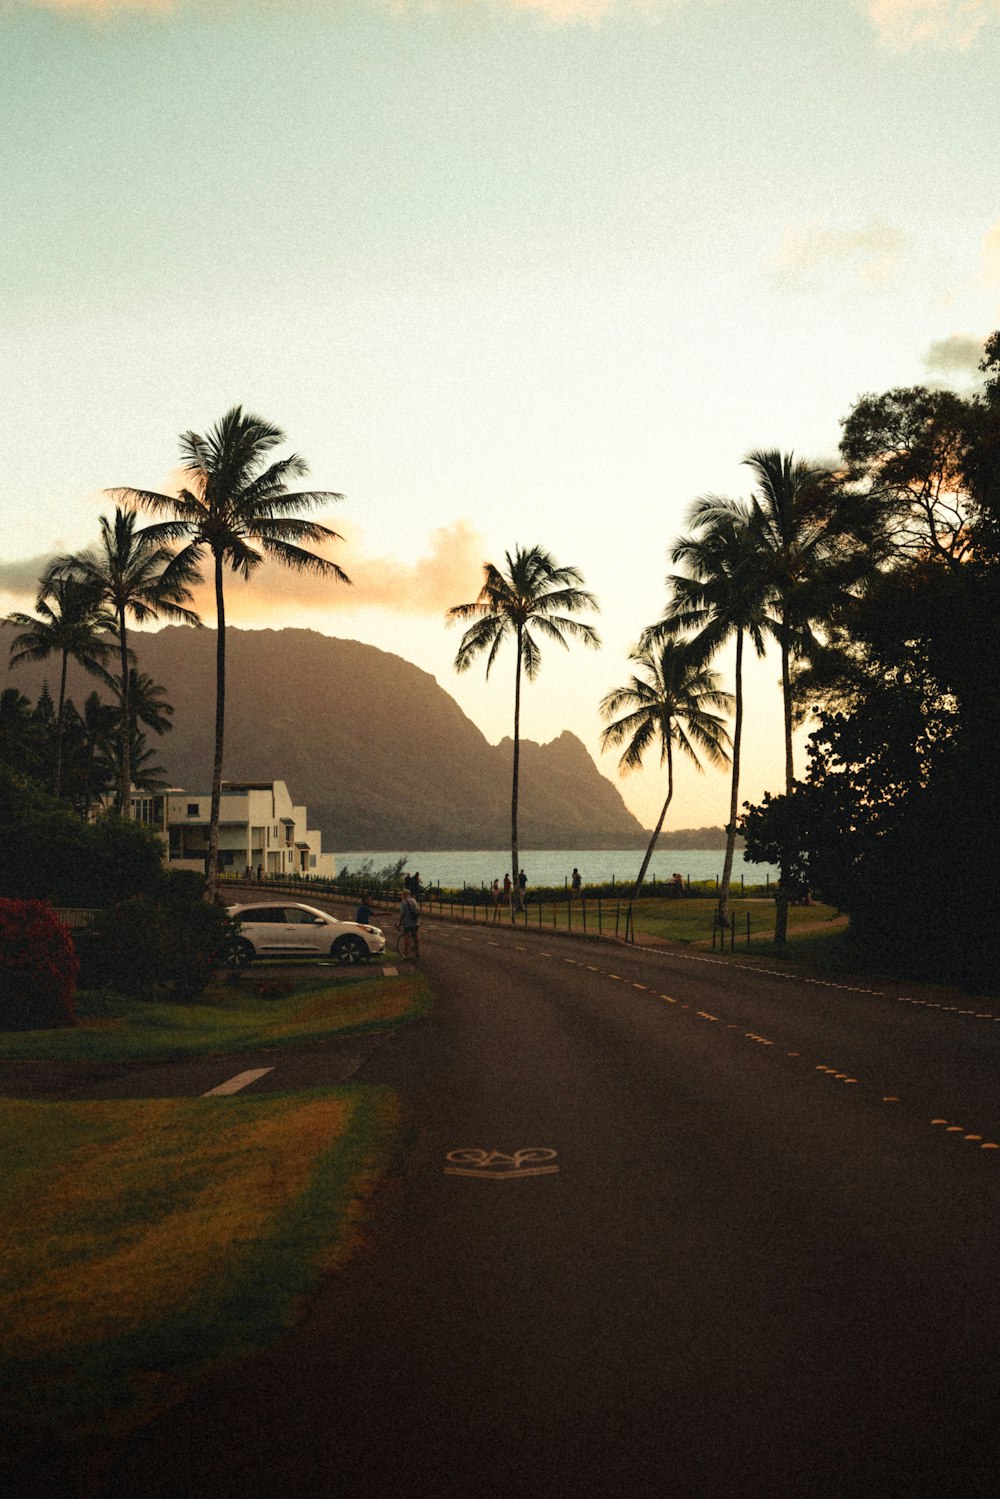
[1,624,653,851]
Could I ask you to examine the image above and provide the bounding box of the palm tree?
[0,685,38,779]
[647,496,773,927]
[743,449,840,790]
[600,637,732,905]
[6,574,116,797]
[449,545,600,902]
[109,406,350,893]
[122,669,174,739]
[51,508,200,817]
[743,448,861,945]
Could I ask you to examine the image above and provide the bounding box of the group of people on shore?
[489,869,528,917]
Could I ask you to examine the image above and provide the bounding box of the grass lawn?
[0,968,430,1062]
[628,896,842,948]
[0,1085,400,1454]
[468,893,842,949]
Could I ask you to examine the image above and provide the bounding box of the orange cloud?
[865,0,1000,50]
[22,0,679,20]
[767,216,906,293]
[187,518,487,623]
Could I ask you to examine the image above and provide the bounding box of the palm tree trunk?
[774,621,793,948]
[630,736,674,904]
[510,627,522,910]
[118,613,131,818]
[54,649,68,800]
[718,629,744,928]
[206,553,226,898]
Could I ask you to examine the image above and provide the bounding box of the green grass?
[0,969,430,1062]
[459,893,841,948]
[629,896,842,948]
[0,1086,400,1450]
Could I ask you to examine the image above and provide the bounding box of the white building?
[130,780,335,879]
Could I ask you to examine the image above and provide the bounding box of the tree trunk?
[510,628,521,909]
[54,648,68,800]
[205,553,226,899]
[718,629,744,928]
[118,613,131,818]
[630,736,674,905]
[774,619,793,948]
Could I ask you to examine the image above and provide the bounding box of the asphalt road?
[17,923,1000,1497]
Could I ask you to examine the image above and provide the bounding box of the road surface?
[17,921,1000,1496]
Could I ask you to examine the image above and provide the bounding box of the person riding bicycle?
[397,888,421,958]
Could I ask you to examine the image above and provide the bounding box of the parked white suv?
[227,901,385,966]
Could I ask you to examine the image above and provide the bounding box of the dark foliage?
[78,875,232,1000]
[0,764,164,906]
[743,342,1000,991]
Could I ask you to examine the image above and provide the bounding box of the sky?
[2,0,999,833]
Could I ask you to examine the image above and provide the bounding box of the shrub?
[81,888,232,1001]
[0,898,78,1029]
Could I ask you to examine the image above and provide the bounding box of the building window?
[187,803,199,817]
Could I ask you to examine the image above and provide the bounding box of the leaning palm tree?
[6,574,116,798]
[646,497,773,927]
[449,545,600,902]
[50,508,200,817]
[600,637,732,905]
[109,406,350,893]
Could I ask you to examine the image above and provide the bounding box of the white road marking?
[203,1068,273,1097]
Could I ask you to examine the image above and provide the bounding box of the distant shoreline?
[338,828,743,855]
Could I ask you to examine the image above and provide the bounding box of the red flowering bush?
[0,898,78,1029]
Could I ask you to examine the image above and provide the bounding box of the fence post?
[582,898,587,933]
[598,898,602,935]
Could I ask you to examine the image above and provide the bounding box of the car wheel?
[333,935,368,965]
[230,937,255,967]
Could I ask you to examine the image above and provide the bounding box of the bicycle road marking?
[444,1147,560,1180]
[203,1068,273,1097]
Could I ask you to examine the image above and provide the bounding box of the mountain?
[1,624,650,850]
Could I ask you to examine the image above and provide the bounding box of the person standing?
[503,872,512,908]
[397,887,421,958]
[518,868,527,908]
[491,878,501,920]
[571,867,582,897]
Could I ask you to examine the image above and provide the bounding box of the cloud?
[864,0,1000,50]
[1,520,486,626]
[17,0,684,21]
[767,216,906,293]
[21,0,176,12]
[187,518,486,623]
[923,333,985,376]
[0,554,57,602]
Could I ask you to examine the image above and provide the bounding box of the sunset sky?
[2,0,998,832]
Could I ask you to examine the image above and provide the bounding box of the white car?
[227,901,386,966]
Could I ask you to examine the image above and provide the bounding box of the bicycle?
[397,925,420,960]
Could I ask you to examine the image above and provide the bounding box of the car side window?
[284,907,311,925]
[243,907,285,923]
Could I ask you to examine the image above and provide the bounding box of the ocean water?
[333,848,779,890]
